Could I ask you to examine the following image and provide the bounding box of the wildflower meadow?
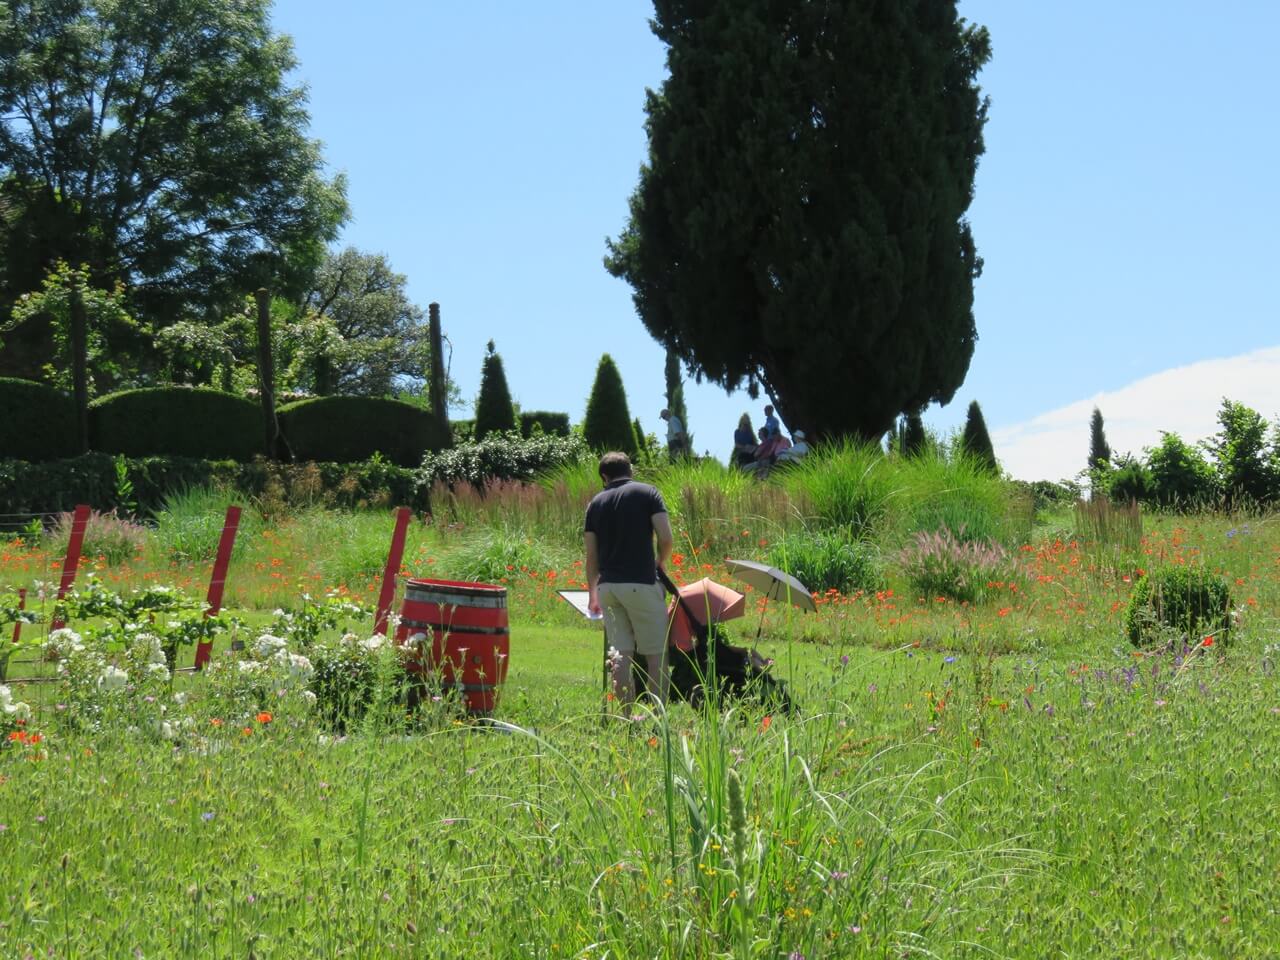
[2,450,1279,958]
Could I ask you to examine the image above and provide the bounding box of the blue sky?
[271,1,1280,480]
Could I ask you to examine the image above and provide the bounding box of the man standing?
[585,452,675,714]
[659,408,687,459]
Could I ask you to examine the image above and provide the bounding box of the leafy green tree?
[960,400,997,473]
[605,0,990,441]
[583,354,636,455]
[1145,432,1217,508]
[0,0,348,334]
[474,341,517,440]
[1205,398,1274,507]
[1089,407,1112,471]
[295,248,432,396]
[6,261,134,451]
[1106,455,1154,505]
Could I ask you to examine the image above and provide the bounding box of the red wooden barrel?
[397,578,509,715]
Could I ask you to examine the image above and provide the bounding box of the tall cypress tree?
[663,348,688,429]
[606,0,990,441]
[1088,407,1112,470]
[474,340,517,440]
[583,354,637,455]
[903,411,927,457]
[960,400,998,473]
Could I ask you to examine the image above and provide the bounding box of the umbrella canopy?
[725,559,817,613]
[667,577,745,651]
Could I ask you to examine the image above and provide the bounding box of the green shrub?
[767,528,882,594]
[0,454,427,517]
[960,400,998,473]
[895,450,1027,546]
[278,396,451,466]
[520,411,571,438]
[582,354,636,455]
[1124,566,1232,649]
[1106,458,1154,504]
[898,528,1009,603]
[419,432,589,488]
[91,387,261,460]
[0,377,78,460]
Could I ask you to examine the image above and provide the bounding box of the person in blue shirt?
[762,405,781,439]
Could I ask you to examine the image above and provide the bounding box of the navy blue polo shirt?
[584,478,667,584]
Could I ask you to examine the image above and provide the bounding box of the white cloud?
[992,346,1280,482]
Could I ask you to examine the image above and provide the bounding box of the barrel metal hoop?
[405,591,507,609]
[400,620,509,637]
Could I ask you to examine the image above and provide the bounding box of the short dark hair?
[598,451,633,481]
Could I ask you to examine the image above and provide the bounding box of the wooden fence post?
[373,507,413,637]
[194,505,242,670]
[49,503,91,631]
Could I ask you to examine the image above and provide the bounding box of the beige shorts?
[598,581,670,657]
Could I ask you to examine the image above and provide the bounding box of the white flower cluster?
[0,683,32,722]
[249,633,313,684]
[44,627,85,661]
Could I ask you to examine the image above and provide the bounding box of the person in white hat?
[776,430,809,463]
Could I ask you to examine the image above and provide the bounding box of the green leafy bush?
[419,432,589,489]
[279,396,450,466]
[1106,458,1154,504]
[898,528,1008,603]
[0,377,78,460]
[520,411,571,437]
[1146,432,1218,508]
[444,526,564,583]
[1124,566,1232,649]
[767,528,882,594]
[152,487,263,562]
[91,387,261,459]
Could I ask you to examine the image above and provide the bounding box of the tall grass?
[152,486,262,563]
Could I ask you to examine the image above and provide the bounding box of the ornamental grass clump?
[1124,566,1232,649]
[50,508,147,566]
[898,527,1008,603]
[768,527,882,594]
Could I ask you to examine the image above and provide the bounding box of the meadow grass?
[4,468,1280,956]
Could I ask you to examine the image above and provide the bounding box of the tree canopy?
[1089,407,1112,470]
[0,0,347,330]
[960,400,997,473]
[606,0,990,441]
[295,248,430,397]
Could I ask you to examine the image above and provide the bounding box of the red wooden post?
[50,504,91,631]
[373,507,412,637]
[194,505,242,670]
[10,588,26,645]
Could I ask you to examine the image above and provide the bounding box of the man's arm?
[584,531,601,614]
[652,511,674,570]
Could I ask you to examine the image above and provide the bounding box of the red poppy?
[256,712,272,724]
[1203,636,1214,648]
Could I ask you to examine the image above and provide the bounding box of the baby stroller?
[631,567,794,714]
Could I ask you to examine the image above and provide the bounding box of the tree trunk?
[254,288,279,459]
[69,283,90,455]
[428,302,449,437]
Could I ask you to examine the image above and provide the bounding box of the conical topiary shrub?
[583,354,636,455]
[960,400,998,473]
[474,340,517,440]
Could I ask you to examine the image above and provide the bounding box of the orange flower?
[210,718,224,728]
[256,712,272,724]
[760,715,773,733]
[241,726,254,736]
[1202,636,1214,647]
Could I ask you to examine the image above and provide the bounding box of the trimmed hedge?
[278,396,451,467]
[91,387,262,460]
[1124,566,1232,648]
[0,454,426,517]
[0,377,78,460]
[520,411,571,438]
